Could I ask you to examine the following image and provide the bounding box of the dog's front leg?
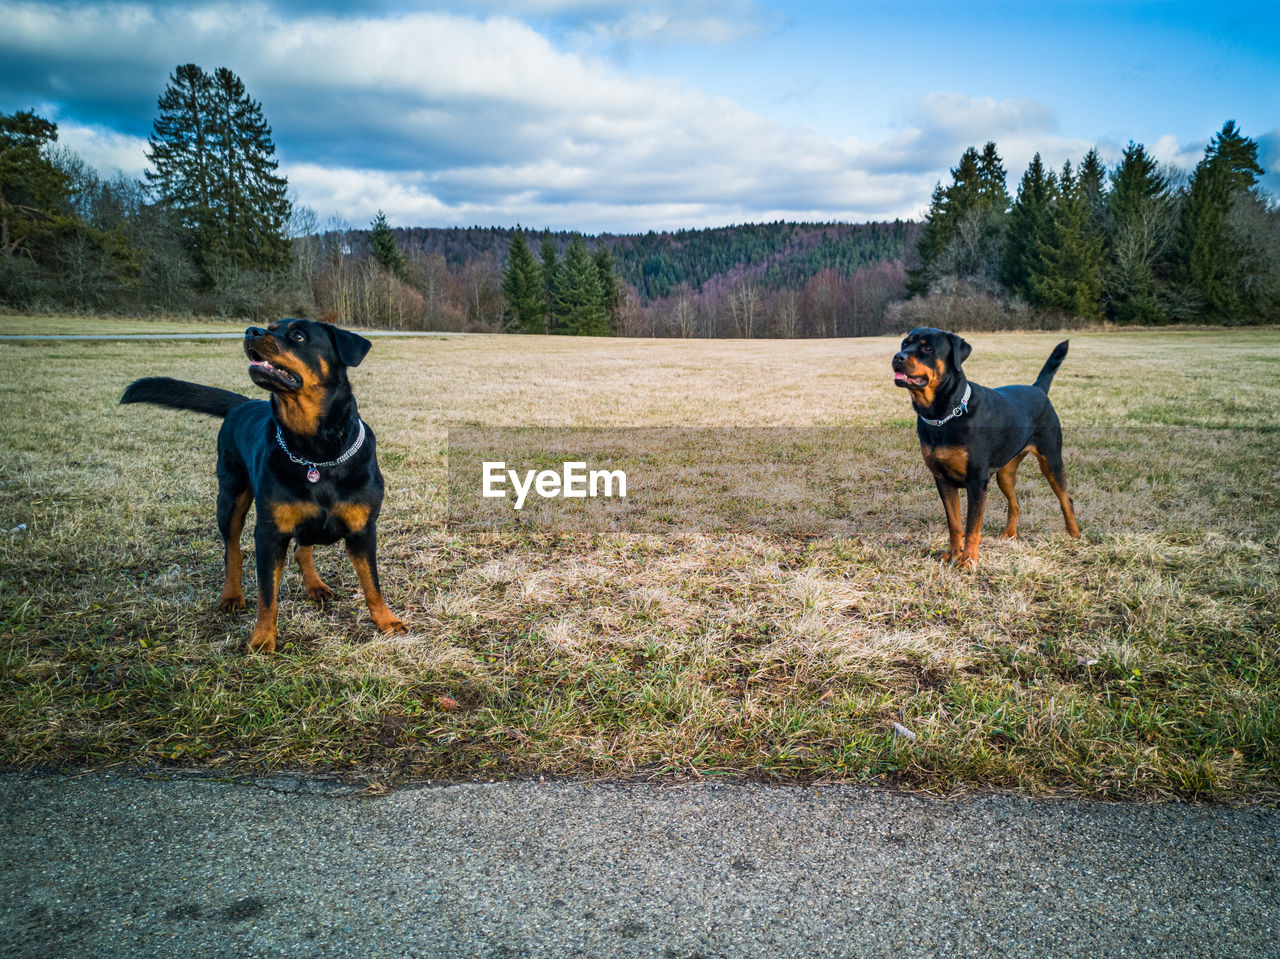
[344,525,406,634]
[935,478,964,562]
[248,525,291,653]
[957,471,990,568]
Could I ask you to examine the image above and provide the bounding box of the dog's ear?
[948,333,972,367]
[328,325,372,368]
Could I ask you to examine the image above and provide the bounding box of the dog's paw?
[305,582,335,604]
[996,531,1018,541]
[246,627,277,654]
[374,613,408,634]
[218,593,247,612]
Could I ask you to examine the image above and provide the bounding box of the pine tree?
[1000,153,1056,299]
[977,142,1012,212]
[501,229,544,333]
[1104,142,1171,324]
[145,65,212,258]
[905,182,948,296]
[906,142,1009,295]
[146,63,290,282]
[0,110,73,259]
[1077,148,1109,234]
[369,210,406,278]
[593,242,622,332]
[1177,121,1265,322]
[0,110,135,306]
[553,236,609,335]
[1027,160,1104,318]
[539,235,559,330]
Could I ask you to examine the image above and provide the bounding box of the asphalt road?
[1,770,1277,959]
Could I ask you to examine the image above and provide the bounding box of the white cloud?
[1149,134,1206,175]
[55,122,150,178]
[4,2,1236,231]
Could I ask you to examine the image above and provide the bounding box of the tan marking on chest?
[332,502,371,533]
[274,386,327,436]
[921,444,969,482]
[270,501,322,534]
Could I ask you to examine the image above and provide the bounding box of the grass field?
[1,323,1277,799]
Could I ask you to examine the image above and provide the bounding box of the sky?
[2,0,1277,234]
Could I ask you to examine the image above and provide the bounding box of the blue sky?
[2,0,1276,233]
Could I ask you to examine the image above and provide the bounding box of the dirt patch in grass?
[1,329,1277,799]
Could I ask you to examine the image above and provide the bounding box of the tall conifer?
[501,229,544,333]
[907,142,1009,294]
[369,210,406,278]
[1105,142,1171,324]
[593,243,622,331]
[539,235,559,331]
[1028,160,1104,317]
[146,63,290,282]
[554,237,609,335]
[1001,153,1056,299]
[1177,121,1265,321]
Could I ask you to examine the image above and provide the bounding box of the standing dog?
[121,317,406,652]
[892,327,1081,567]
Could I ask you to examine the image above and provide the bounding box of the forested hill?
[350,220,918,304]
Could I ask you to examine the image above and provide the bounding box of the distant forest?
[2,63,1276,336]
[330,220,917,337]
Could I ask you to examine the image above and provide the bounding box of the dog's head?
[244,317,371,433]
[892,327,971,407]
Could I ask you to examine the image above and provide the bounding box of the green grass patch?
[0,327,1277,799]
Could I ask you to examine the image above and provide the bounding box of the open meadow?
[1,322,1277,799]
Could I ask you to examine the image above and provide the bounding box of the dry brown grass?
[1,327,1277,798]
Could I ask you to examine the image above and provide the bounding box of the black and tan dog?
[121,317,406,652]
[892,327,1081,567]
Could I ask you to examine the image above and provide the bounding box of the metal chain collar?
[275,420,366,482]
[917,383,972,428]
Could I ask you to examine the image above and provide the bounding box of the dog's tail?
[120,377,250,418]
[1033,341,1070,393]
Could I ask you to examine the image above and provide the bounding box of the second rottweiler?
[892,327,1081,567]
[121,317,406,652]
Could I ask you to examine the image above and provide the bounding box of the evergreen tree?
[977,142,1012,211]
[1000,153,1057,299]
[501,229,544,333]
[1077,148,1109,234]
[906,141,1010,295]
[553,236,609,335]
[0,110,136,308]
[146,63,290,282]
[539,235,559,330]
[1027,160,1104,317]
[369,210,406,278]
[905,183,948,296]
[593,242,622,331]
[0,110,74,259]
[1177,121,1266,322]
[1105,142,1171,324]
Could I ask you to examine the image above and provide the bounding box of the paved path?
[1,770,1276,958]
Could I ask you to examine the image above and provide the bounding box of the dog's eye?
[920,343,932,354]
[289,329,306,343]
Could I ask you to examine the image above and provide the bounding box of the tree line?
[903,123,1279,327]
[3,63,1274,334]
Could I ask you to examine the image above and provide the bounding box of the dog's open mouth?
[894,371,928,389]
[245,346,302,390]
